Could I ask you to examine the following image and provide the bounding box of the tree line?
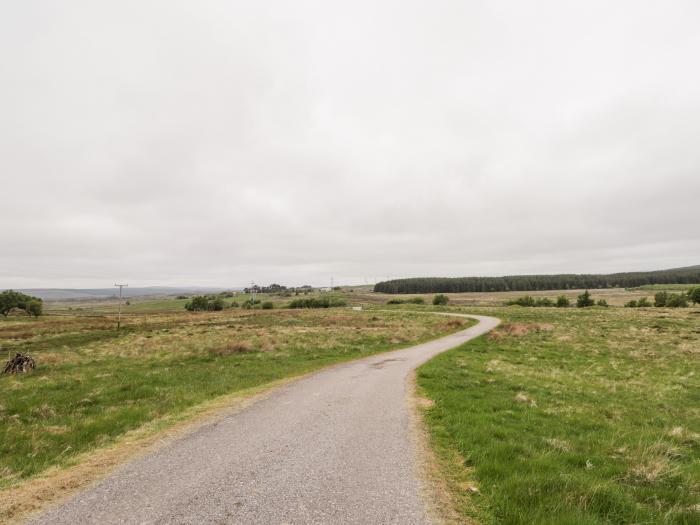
[373,266,700,294]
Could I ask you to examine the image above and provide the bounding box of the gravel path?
[32,313,499,525]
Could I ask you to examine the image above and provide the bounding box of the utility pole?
[251,281,256,308]
[114,283,128,330]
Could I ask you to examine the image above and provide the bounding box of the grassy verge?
[0,308,463,489]
[417,306,700,525]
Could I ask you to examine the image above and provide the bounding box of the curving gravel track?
[31,313,499,525]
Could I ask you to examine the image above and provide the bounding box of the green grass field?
[417,306,700,524]
[0,307,462,489]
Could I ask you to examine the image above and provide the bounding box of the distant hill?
[374,265,700,294]
[4,287,237,301]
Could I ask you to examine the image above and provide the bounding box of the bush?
[625,300,638,308]
[261,301,274,310]
[596,299,608,307]
[288,297,347,309]
[654,291,668,307]
[432,294,449,306]
[576,290,595,308]
[506,296,535,307]
[688,287,700,306]
[210,298,225,311]
[387,297,425,305]
[229,301,239,308]
[241,299,261,309]
[185,296,210,311]
[556,296,570,308]
[535,297,553,307]
[637,297,651,307]
[665,293,688,308]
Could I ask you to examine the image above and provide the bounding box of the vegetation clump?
[386,297,425,305]
[0,290,43,317]
[506,296,554,307]
[576,290,595,308]
[555,296,570,308]
[432,294,449,306]
[184,296,226,312]
[288,297,347,309]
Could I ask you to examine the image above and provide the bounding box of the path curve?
[31,312,499,525]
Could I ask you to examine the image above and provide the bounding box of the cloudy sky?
[2,1,699,288]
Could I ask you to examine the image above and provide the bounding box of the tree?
[654,291,668,307]
[0,290,43,317]
[576,290,594,308]
[26,300,43,317]
[556,296,570,308]
[432,294,449,306]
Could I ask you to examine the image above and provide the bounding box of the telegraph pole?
[115,283,128,329]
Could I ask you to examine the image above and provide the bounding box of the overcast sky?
[1,1,699,288]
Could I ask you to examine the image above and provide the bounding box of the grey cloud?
[1,0,699,288]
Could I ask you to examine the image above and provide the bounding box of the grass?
[417,306,700,524]
[0,307,462,489]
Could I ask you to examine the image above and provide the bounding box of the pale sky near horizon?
[1,1,699,288]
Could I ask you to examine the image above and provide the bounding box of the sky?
[1,1,699,288]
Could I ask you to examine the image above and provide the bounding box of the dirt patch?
[489,322,554,339]
[214,341,255,355]
[416,397,435,409]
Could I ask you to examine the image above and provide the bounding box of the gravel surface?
[31,313,499,525]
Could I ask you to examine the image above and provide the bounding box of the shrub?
[665,293,688,308]
[556,296,570,308]
[654,291,668,307]
[688,287,700,306]
[241,299,261,309]
[432,294,449,306]
[261,301,274,310]
[576,290,595,308]
[184,296,209,311]
[625,300,638,308]
[288,297,347,309]
[535,297,553,307]
[506,296,535,307]
[209,298,225,311]
[387,297,425,305]
[229,301,239,308]
[596,299,608,307]
[176,295,189,300]
[637,297,651,307]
